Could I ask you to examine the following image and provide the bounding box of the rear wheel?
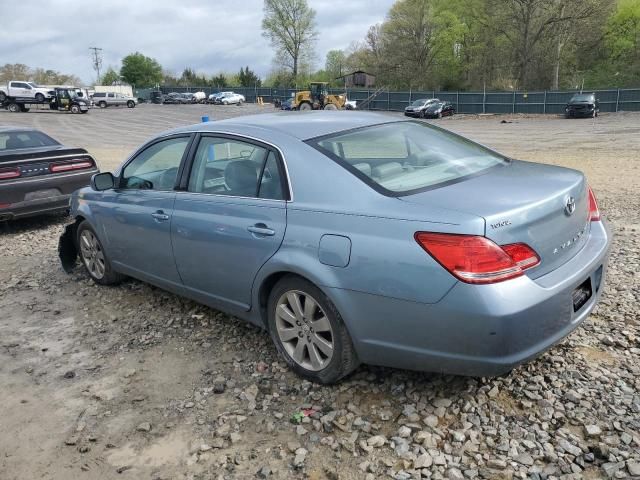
[267,276,359,384]
[35,93,45,103]
[0,92,6,102]
[98,101,107,108]
[299,102,312,111]
[77,221,124,285]
[127,100,135,108]
[7,103,21,113]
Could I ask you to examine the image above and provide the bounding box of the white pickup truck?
[0,81,56,103]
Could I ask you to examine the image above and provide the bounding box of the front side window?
[187,137,285,199]
[121,137,189,190]
[310,121,506,195]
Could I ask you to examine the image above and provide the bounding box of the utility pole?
[89,47,103,83]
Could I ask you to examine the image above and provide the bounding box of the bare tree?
[262,0,317,81]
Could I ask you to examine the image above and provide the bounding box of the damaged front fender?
[59,222,78,273]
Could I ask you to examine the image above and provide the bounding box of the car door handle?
[151,211,170,221]
[247,223,275,236]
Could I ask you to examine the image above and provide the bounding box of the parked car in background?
[191,91,207,103]
[565,93,599,118]
[0,126,98,221]
[404,98,439,118]
[150,90,164,104]
[163,92,190,104]
[0,81,55,103]
[280,98,293,110]
[216,92,245,105]
[59,112,610,384]
[423,100,455,118]
[208,91,233,104]
[92,92,138,108]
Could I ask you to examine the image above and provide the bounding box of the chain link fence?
[135,86,640,114]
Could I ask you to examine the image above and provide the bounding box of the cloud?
[1,0,394,85]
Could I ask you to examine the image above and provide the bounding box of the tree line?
[0,64,81,86]
[263,0,640,91]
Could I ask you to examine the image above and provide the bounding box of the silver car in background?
[91,92,138,108]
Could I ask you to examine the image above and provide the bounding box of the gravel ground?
[0,106,639,480]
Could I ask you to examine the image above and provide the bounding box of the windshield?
[570,94,594,102]
[310,121,506,195]
[27,82,40,88]
[411,99,428,107]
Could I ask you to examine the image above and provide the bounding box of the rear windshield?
[0,131,60,152]
[310,121,506,195]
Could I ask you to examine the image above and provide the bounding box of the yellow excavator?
[292,82,346,110]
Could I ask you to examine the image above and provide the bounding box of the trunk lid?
[400,160,590,278]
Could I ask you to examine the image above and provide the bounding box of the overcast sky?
[1,0,395,85]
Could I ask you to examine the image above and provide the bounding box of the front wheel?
[35,93,45,102]
[70,104,80,114]
[77,221,124,285]
[267,276,359,384]
[323,103,338,110]
[127,100,135,108]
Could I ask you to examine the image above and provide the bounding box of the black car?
[0,127,98,221]
[163,92,190,105]
[404,98,439,118]
[565,93,599,118]
[424,100,455,118]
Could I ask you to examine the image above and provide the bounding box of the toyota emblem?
[565,196,576,215]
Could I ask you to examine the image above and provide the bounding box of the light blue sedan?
[59,112,611,383]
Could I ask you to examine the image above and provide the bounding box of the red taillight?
[49,160,94,173]
[0,167,21,180]
[415,232,540,284]
[588,187,600,222]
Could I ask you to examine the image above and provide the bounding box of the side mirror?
[91,172,115,191]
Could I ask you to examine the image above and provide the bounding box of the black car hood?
[0,145,89,162]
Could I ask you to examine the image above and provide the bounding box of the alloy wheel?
[80,230,105,279]
[275,290,334,371]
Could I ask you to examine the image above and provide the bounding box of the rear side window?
[309,122,506,195]
[187,136,285,199]
[93,93,105,97]
[0,131,60,152]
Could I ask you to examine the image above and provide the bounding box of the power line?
[89,47,103,83]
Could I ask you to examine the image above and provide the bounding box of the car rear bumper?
[566,106,596,117]
[331,219,612,376]
[0,170,96,221]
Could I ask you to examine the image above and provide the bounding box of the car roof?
[172,111,404,141]
[0,126,40,133]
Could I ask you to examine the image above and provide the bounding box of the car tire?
[98,101,107,108]
[35,93,45,102]
[0,91,6,102]
[419,110,425,119]
[77,221,124,285]
[438,112,443,119]
[7,103,21,113]
[299,102,312,111]
[127,100,135,108]
[267,275,359,384]
[70,104,80,114]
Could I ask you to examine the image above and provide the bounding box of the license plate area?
[572,277,592,312]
